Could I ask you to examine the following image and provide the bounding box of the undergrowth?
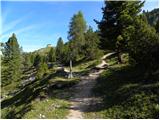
[84,57,159,119]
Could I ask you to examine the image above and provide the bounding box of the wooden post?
[68,59,73,78]
[70,59,73,78]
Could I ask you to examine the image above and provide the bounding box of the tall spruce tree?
[55,37,64,62]
[29,53,35,66]
[23,53,32,68]
[36,62,48,79]
[84,26,102,60]
[61,43,71,65]
[96,1,144,63]
[48,47,56,62]
[2,33,22,85]
[68,11,87,61]
[33,54,42,68]
[155,20,159,33]
[127,15,159,73]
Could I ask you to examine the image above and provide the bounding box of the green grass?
[66,59,101,72]
[1,97,70,119]
[1,57,98,119]
[2,53,158,119]
[83,61,159,119]
[1,66,79,119]
[23,98,70,119]
[1,57,91,119]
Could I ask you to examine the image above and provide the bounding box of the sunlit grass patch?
[23,98,70,119]
[66,59,101,72]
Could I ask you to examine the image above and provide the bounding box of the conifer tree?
[2,33,22,85]
[96,1,144,63]
[36,62,48,79]
[23,53,32,68]
[48,47,56,62]
[55,37,64,62]
[61,43,70,65]
[29,53,35,66]
[33,54,42,68]
[84,26,102,60]
[68,11,87,61]
[127,15,158,73]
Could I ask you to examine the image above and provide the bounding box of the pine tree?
[48,47,56,62]
[68,11,87,61]
[33,54,42,68]
[84,26,102,60]
[29,53,35,66]
[23,53,32,68]
[143,8,159,27]
[61,43,70,65]
[2,33,22,85]
[96,1,144,63]
[36,62,48,79]
[127,15,159,73]
[55,37,64,62]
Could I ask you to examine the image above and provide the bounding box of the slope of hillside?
[32,45,54,55]
[1,57,100,119]
[83,55,159,119]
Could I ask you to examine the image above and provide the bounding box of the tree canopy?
[2,33,22,86]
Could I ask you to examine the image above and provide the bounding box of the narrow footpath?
[67,53,115,119]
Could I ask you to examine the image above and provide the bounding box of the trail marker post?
[68,53,73,78]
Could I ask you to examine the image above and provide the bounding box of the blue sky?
[1,0,159,52]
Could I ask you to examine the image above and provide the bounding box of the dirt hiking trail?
[67,53,115,119]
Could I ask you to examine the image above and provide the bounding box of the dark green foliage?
[143,8,159,27]
[2,33,22,86]
[96,1,121,50]
[97,1,158,73]
[47,47,56,62]
[23,53,32,68]
[84,26,103,60]
[96,1,144,63]
[55,37,64,62]
[155,20,159,33]
[33,54,42,67]
[61,43,71,65]
[29,53,35,65]
[127,15,159,74]
[36,62,48,79]
[92,65,158,119]
[33,53,49,79]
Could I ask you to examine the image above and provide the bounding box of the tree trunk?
[68,59,73,78]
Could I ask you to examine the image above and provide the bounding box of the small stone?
[42,115,45,118]
[39,114,42,118]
